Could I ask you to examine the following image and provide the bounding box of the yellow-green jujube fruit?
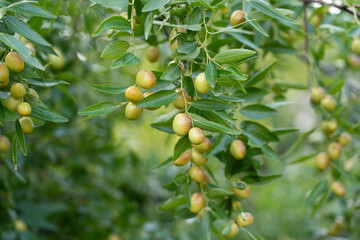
[125,86,143,103]
[5,52,24,72]
[189,166,206,183]
[4,95,22,112]
[327,142,342,160]
[17,102,31,116]
[48,47,65,71]
[14,219,27,231]
[190,193,205,213]
[143,92,161,110]
[321,120,338,136]
[193,137,212,153]
[0,63,9,84]
[230,10,246,26]
[188,127,205,145]
[310,14,321,27]
[172,113,192,136]
[0,135,11,152]
[321,95,337,112]
[337,133,351,147]
[19,117,34,134]
[173,150,191,166]
[224,222,239,239]
[191,151,208,166]
[351,38,360,55]
[195,73,210,94]
[331,181,345,197]
[315,152,330,171]
[236,212,254,227]
[10,83,26,99]
[310,87,325,104]
[25,42,36,56]
[230,139,246,160]
[146,46,160,62]
[172,89,191,110]
[232,200,242,212]
[136,70,157,89]
[232,182,250,199]
[108,234,121,240]
[125,102,143,120]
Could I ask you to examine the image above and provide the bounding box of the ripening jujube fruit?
[337,133,351,146]
[172,113,192,136]
[232,182,250,199]
[310,87,325,104]
[331,181,345,197]
[195,73,210,94]
[236,212,254,227]
[188,127,205,145]
[327,142,342,160]
[224,222,239,239]
[315,152,330,171]
[321,95,336,112]
[173,150,191,166]
[48,47,65,71]
[143,92,161,110]
[10,83,26,99]
[0,135,11,152]
[231,200,242,212]
[193,137,211,153]
[230,139,246,160]
[17,102,31,116]
[190,193,205,213]
[172,89,191,110]
[26,42,36,56]
[5,52,24,72]
[136,70,157,89]
[310,14,321,27]
[191,151,208,166]
[189,166,206,182]
[321,120,338,136]
[146,46,160,62]
[230,10,246,26]
[0,63,9,84]
[351,38,360,55]
[4,95,22,112]
[14,219,27,231]
[125,102,143,120]
[125,86,143,103]
[19,117,34,134]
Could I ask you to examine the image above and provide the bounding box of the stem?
[131,0,137,56]
[302,0,360,18]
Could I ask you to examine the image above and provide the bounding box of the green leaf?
[173,136,192,161]
[198,0,216,12]
[249,20,269,37]
[241,121,279,143]
[159,196,187,211]
[137,90,177,108]
[207,134,233,157]
[201,210,212,240]
[222,222,232,236]
[32,106,68,123]
[15,119,27,156]
[142,0,169,12]
[170,47,200,60]
[178,42,197,54]
[240,104,277,119]
[175,208,197,219]
[207,188,234,198]
[100,40,130,59]
[11,133,17,169]
[191,99,234,111]
[205,61,217,88]
[248,0,296,24]
[242,174,282,184]
[4,16,50,46]
[286,153,317,165]
[274,81,307,90]
[144,12,153,40]
[153,157,172,170]
[0,33,44,70]
[271,127,299,136]
[306,180,328,206]
[185,181,191,209]
[78,102,118,117]
[4,158,25,183]
[245,61,276,87]
[90,0,129,9]
[4,108,16,121]
[6,2,56,18]
[190,113,241,135]
[111,53,140,68]
[85,82,127,94]
[23,78,69,87]
[92,16,131,37]
[329,81,344,95]
[234,88,268,102]
[213,49,256,64]
[161,63,181,81]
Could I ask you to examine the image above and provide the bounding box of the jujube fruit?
[236,212,254,227]
[232,182,250,199]
[315,152,330,171]
[347,54,360,67]
[17,102,31,116]
[230,10,246,26]
[190,193,205,213]
[310,87,325,104]
[193,137,212,153]
[351,38,360,55]
[26,42,36,56]
[327,142,342,160]
[143,92,161,110]
[172,113,192,136]
[0,63,9,84]
[188,127,205,145]
[125,86,143,103]
[189,166,206,182]
[136,70,157,89]
[125,102,143,120]
[191,151,208,166]
[230,139,246,160]
[321,120,337,136]
[146,46,160,62]
[173,150,191,166]
[310,15,321,27]
[337,133,351,146]
[19,117,33,134]
[0,135,10,152]
[224,222,239,238]
[172,89,191,110]
[321,95,336,112]
[48,47,65,71]
[4,95,22,112]
[331,181,345,197]
[232,200,242,212]
[10,83,26,99]
[5,52,24,72]
[195,72,210,94]
[14,219,27,231]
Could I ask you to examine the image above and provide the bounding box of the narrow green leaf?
[92,16,131,37]
[111,53,140,68]
[142,0,169,12]
[161,63,181,81]
[78,102,117,117]
[144,12,153,40]
[159,196,187,211]
[31,106,68,122]
[23,78,69,87]
[191,99,234,111]
[240,104,277,119]
[15,119,27,156]
[85,82,127,94]
[201,210,212,240]
[190,113,240,135]
[6,2,56,18]
[100,40,130,59]
[245,61,276,87]
[207,188,234,198]
[306,180,328,206]
[248,0,296,24]
[137,90,177,108]
[173,136,192,161]
[4,158,25,183]
[185,181,191,209]
[170,47,200,60]
[90,0,129,9]
[198,0,216,12]
[11,133,17,169]
[205,61,217,88]
[213,49,256,64]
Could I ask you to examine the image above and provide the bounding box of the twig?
[302,0,360,18]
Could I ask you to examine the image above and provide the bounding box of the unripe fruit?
[331,181,345,197]
[195,73,210,94]
[232,200,242,212]
[170,60,185,74]
[352,38,360,55]
[173,150,191,166]
[310,87,325,104]
[4,95,22,112]
[188,127,205,145]
[10,83,26,99]
[321,120,338,136]
[347,54,360,67]
[143,92,161,110]
[232,182,250,199]
[310,15,321,27]
[26,42,36,56]
[321,95,336,112]
[146,46,160,62]
[48,47,65,71]
[5,52,24,72]
[230,10,246,26]
[327,142,342,160]
[0,135,11,152]
[29,88,39,100]
[172,113,192,136]
[172,89,191,110]
[136,70,157,89]
[224,222,239,238]
[19,117,33,134]
[189,166,206,182]
[315,152,330,171]
[190,193,205,213]
[191,151,208,166]
[193,137,212,153]
[108,234,121,240]
[14,219,27,231]
[0,63,9,84]
[230,139,246,160]
[17,102,31,116]
[337,133,351,146]
[236,212,254,227]
[125,102,143,120]
[125,86,143,103]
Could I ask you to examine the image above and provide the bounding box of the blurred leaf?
[112,53,140,68]
[32,106,68,122]
[191,99,234,111]
[207,134,232,157]
[90,0,128,9]
[242,174,282,184]
[15,119,27,156]
[24,78,69,87]
[4,158,25,183]
[159,196,187,211]
[190,113,241,135]
[171,47,200,60]
[85,82,127,94]
[185,181,191,209]
[222,221,232,235]
[100,40,130,59]
[201,210,212,240]
[93,16,131,37]
[78,102,117,117]
[248,0,296,24]
[245,61,276,87]
[306,180,328,206]
[142,0,169,12]
[240,104,277,119]
[207,188,234,198]
[137,90,177,107]
[175,207,197,219]
[286,153,317,165]
[144,12,153,40]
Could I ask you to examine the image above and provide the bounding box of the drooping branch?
[302,0,360,18]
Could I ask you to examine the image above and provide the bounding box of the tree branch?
[302,0,360,18]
